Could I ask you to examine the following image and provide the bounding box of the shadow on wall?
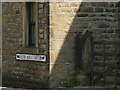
[50,2,93,87]
[49,2,120,87]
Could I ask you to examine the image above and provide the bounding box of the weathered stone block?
[40,44,46,49]
[77,14,88,17]
[50,51,57,63]
[97,22,109,28]
[95,8,103,12]
[60,8,72,13]
[69,2,81,7]
[81,7,94,13]
[85,2,97,7]
[97,2,109,7]
[105,8,117,12]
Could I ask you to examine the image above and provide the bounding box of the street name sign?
[16,54,46,62]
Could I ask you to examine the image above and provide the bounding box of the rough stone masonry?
[2,2,120,88]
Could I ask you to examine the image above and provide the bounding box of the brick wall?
[2,2,49,88]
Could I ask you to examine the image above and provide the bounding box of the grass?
[59,76,79,88]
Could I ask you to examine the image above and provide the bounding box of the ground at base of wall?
[58,85,120,89]
[74,86,105,88]
[1,86,119,89]
[0,87,29,90]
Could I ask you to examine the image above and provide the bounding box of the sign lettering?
[16,54,46,62]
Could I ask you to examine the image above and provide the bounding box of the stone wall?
[49,2,81,87]
[0,2,2,87]
[49,2,120,87]
[2,2,120,88]
[2,2,49,89]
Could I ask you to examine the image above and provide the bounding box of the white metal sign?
[16,54,46,62]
